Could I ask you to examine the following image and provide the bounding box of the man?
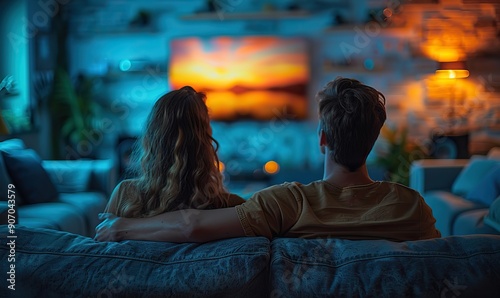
[95,77,441,243]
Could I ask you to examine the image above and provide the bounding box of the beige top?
[235,181,441,241]
[106,179,245,217]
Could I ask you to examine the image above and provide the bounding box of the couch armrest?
[42,159,117,198]
[410,159,469,193]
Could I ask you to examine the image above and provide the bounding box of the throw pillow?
[0,153,22,204]
[0,138,26,152]
[466,165,500,206]
[1,149,59,205]
[484,197,500,232]
[42,160,92,193]
[451,159,500,197]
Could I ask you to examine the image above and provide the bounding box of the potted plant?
[50,68,102,159]
[375,125,427,186]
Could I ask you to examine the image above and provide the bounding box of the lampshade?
[435,61,469,79]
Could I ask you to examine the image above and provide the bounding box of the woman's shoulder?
[114,178,141,196]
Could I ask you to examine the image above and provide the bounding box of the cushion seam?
[270,250,500,269]
[3,248,270,266]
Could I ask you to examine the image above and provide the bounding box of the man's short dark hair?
[318,77,386,171]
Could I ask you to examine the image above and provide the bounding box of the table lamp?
[435,61,469,130]
[435,61,469,79]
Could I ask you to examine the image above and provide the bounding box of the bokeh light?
[263,161,280,175]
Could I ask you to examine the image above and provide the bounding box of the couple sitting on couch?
[95,77,441,243]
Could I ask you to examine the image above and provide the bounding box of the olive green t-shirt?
[235,181,441,241]
[106,179,245,217]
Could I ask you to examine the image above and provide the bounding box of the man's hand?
[94,213,127,242]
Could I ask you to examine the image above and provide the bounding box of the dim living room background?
[0,0,500,211]
[1,1,500,297]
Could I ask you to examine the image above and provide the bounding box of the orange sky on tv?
[169,37,309,90]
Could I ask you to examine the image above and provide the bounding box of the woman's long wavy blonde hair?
[117,86,230,217]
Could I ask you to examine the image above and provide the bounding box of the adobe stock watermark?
[339,0,404,63]
[269,237,344,298]
[8,0,74,53]
[93,267,134,298]
[440,278,467,298]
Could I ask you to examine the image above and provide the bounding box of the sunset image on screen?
[169,36,309,120]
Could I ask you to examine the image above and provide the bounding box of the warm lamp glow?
[218,161,225,173]
[263,161,279,175]
[435,61,469,79]
[421,45,463,62]
[435,69,470,79]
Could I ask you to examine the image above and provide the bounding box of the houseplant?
[50,68,102,159]
[376,125,427,186]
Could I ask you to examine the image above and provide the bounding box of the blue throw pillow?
[466,165,500,206]
[0,153,21,204]
[1,149,59,205]
[452,159,500,196]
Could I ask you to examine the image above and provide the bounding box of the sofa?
[0,226,499,297]
[0,138,116,237]
[410,149,500,237]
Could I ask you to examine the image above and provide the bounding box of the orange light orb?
[218,161,225,173]
[263,161,280,175]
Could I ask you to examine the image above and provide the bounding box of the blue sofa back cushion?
[0,226,270,298]
[1,149,59,205]
[270,236,500,297]
[466,165,500,206]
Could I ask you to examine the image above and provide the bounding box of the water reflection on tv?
[169,36,310,121]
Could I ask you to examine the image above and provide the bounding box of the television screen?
[169,36,309,121]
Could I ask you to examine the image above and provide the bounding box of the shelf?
[72,26,160,38]
[101,70,167,82]
[324,24,412,36]
[181,10,311,21]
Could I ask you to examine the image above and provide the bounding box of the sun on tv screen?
[169,36,309,121]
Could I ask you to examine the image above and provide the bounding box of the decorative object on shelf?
[363,58,375,71]
[118,59,161,73]
[262,3,277,12]
[129,9,152,27]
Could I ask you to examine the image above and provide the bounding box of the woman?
[105,86,244,218]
